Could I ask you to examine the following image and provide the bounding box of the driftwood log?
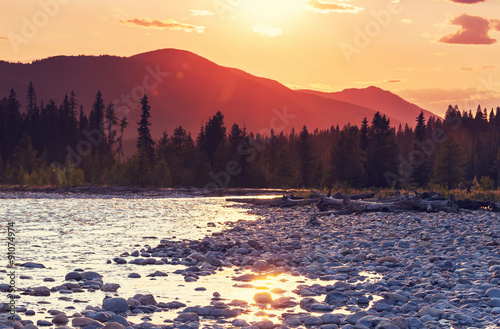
[227,190,500,214]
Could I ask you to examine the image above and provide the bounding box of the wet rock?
[300,298,318,311]
[101,283,120,292]
[29,287,50,297]
[304,316,323,327]
[21,262,46,268]
[377,256,398,264]
[72,317,94,327]
[487,298,500,307]
[108,316,130,327]
[81,272,102,281]
[254,320,274,329]
[320,314,340,325]
[52,314,69,325]
[310,304,334,312]
[102,298,129,313]
[128,273,141,278]
[271,297,297,309]
[346,312,368,325]
[175,313,199,322]
[252,260,269,271]
[416,306,444,318]
[101,323,125,329]
[254,292,272,304]
[146,271,168,277]
[86,312,110,322]
[324,291,349,305]
[65,272,83,281]
[231,319,248,327]
[486,288,500,298]
[36,321,52,327]
[133,294,156,305]
[113,258,127,265]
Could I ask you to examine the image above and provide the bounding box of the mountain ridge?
[0,48,437,138]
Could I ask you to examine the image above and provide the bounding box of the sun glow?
[239,0,305,23]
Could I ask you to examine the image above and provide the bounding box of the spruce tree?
[137,93,155,167]
[411,111,431,187]
[365,112,399,187]
[434,138,466,188]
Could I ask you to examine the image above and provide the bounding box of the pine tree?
[365,112,399,187]
[297,125,314,187]
[330,126,365,187]
[89,90,105,132]
[136,93,155,170]
[360,117,369,152]
[411,111,431,187]
[434,138,466,188]
[116,115,128,159]
[200,111,226,168]
[105,103,118,148]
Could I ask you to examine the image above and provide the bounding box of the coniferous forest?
[1,83,500,190]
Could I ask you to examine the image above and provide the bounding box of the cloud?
[460,65,495,71]
[190,10,214,16]
[354,79,407,84]
[251,24,282,37]
[306,0,363,14]
[439,14,499,45]
[0,35,8,40]
[120,18,205,33]
[448,0,486,3]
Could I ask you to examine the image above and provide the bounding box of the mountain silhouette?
[0,49,436,138]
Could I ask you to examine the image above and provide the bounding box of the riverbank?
[1,198,500,329]
[0,186,291,199]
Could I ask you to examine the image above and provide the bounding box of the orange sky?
[1,0,500,116]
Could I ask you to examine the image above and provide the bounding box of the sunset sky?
[1,0,500,116]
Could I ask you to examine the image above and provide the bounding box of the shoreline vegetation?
[3,186,500,203]
[2,85,500,191]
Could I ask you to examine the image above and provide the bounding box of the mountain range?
[0,49,437,138]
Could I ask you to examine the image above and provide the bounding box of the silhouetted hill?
[0,49,435,138]
[299,86,438,127]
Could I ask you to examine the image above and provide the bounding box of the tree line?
[1,83,500,189]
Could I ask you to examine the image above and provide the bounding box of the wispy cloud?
[251,24,282,37]
[190,10,214,16]
[306,0,363,14]
[460,65,495,71]
[354,79,407,84]
[439,14,499,45]
[0,35,9,41]
[447,0,486,3]
[120,18,205,33]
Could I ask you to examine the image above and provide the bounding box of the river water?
[0,194,379,327]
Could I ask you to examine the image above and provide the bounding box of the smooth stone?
[102,298,129,313]
[102,323,125,329]
[21,262,46,268]
[108,316,130,327]
[254,320,274,329]
[72,318,94,327]
[175,313,199,322]
[127,273,141,278]
[102,283,120,292]
[254,292,272,304]
[133,294,156,306]
[320,314,340,324]
[35,321,52,327]
[65,272,83,281]
[52,314,69,325]
[113,258,127,265]
[486,288,500,298]
[487,298,500,307]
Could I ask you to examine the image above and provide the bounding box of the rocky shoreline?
[2,203,500,329]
